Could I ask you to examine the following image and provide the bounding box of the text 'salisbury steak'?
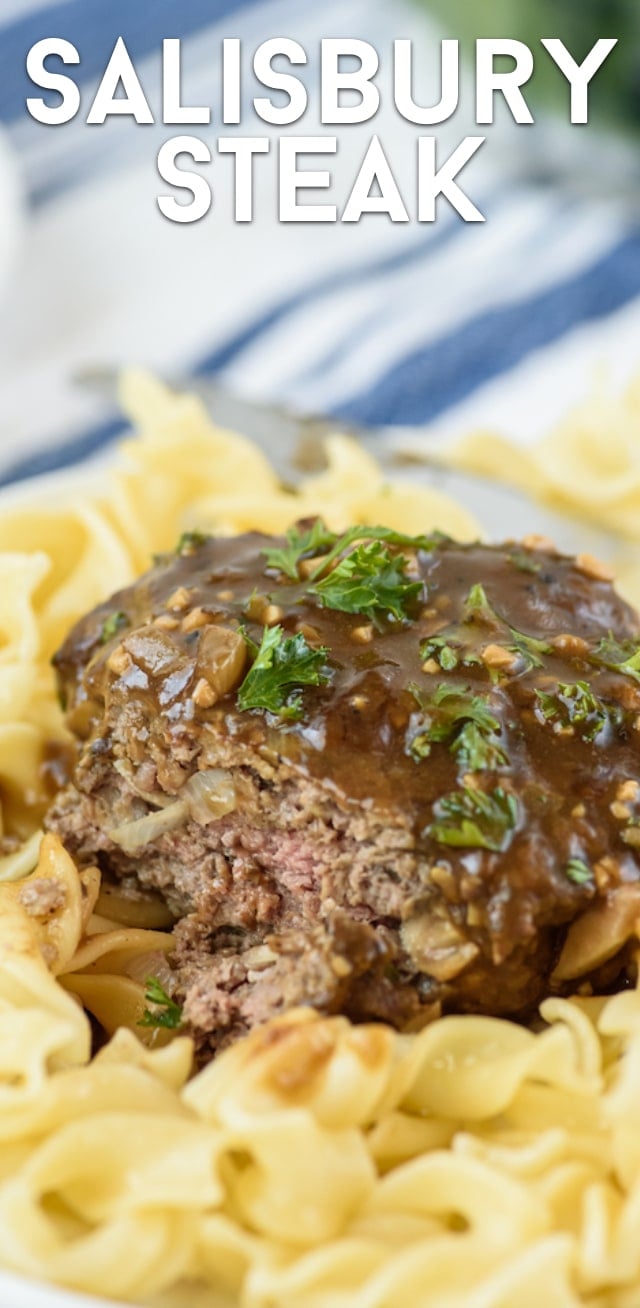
[47,524,640,1058]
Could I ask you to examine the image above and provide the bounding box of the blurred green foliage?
[419,0,640,130]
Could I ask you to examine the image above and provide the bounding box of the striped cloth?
[0,0,638,487]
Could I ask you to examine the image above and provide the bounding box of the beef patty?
[47,524,640,1057]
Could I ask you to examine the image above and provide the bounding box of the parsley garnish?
[463,583,551,671]
[507,630,552,671]
[508,550,541,575]
[429,785,518,851]
[535,681,615,741]
[99,610,128,644]
[139,977,183,1030]
[592,635,640,684]
[311,541,422,628]
[307,525,443,583]
[175,530,208,555]
[262,519,337,581]
[262,521,442,587]
[453,720,508,772]
[237,625,330,720]
[408,682,508,770]
[565,857,592,886]
[424,639,459,670]
[419,635,482,672]
[464,583,496,621]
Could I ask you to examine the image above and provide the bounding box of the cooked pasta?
[1,373,640,1307]
[4,840,640,1307]
[450,371,640,548]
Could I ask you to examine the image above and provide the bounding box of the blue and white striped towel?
[0,0,638,487]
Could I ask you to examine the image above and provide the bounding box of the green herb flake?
[420,634,483,672]
[508,550,542,575]
[420,635,459,671]
[535,681,614,742]
[99,610,128,644]
[438,645,459,671]
[464,582,494,620]
[429,786,518,851]
[462,583,551,672]
[311,540,422,628]
[307,525,444,583]
[175,530,208,555]
[262,519,338,581]
[508,630,553,672]
[407,682,508,771]
[592,635,640,684]
[237,624,330,720]
[138,977,183,1030]
[565,857,593,886]
[452,720,508,772]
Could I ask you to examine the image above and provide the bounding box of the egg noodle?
[2,373,640,1307]
[451,372,640,560]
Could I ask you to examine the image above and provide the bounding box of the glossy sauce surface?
[55,531,640,965]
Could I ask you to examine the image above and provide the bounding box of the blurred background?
[0,0,638,486]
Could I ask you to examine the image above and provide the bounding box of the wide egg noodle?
[451,370,640,549]
[0,504,135,660]
[110,370,281,568]
[0,553,57,836]
[2,373,640,1304]
[6,846,640,1308]
[190,428,480,542]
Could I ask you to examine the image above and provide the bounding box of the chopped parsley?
[453,719,508,772]
[463,583,551,671]
[464,582,496,621]
[424,639,459,671]
[508,549,541,575]
[429,785,518,851]
[307,525,444,583]
[592,635,640,684]
[139,977,183,1030]
[311,540,423,628]
[99,610,128,644]
[419,634,482,672]
[507,630,552,672]
[237,625,330,720]
[535,680,615,741]
[262,521,443,586]
[262,519,337,581]
[565,857,593,886]
[408,682,508,771]
[175,530,208,555]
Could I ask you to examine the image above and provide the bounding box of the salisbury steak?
[48,524,640,1055]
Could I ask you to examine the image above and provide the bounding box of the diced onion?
[553,884,640,981]
[242,944,277,971]
[123,948,175,990]
[109,802,187,854]
[108,768,236,852]
[181,768,236,825]
[401,907,479,982]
